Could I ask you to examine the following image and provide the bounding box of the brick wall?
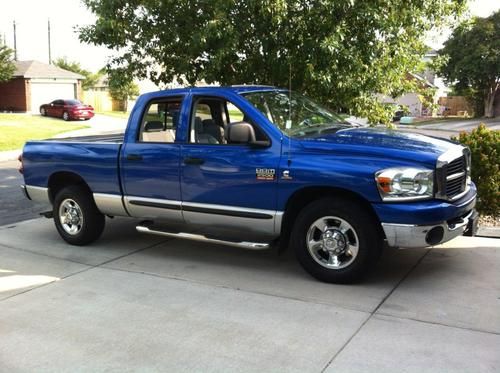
[0,77,28,112]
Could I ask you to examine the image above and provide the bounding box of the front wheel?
[291,198,382,284]
[53,185,105,245]
[62,111,70,121]
[40,107,46,116]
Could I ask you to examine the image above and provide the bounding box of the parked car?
[20,86,478,283]
[39,99,94,121]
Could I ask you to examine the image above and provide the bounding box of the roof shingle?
[13,60,85,79]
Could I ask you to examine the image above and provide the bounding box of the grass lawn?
[101,111,130,119]
[0,114,89,151]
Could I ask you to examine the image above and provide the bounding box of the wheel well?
[279,186,384,251]
[47,172,91,203]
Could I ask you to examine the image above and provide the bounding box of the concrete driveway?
[0,217,499,372]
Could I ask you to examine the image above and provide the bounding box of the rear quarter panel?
[22,141,122,195]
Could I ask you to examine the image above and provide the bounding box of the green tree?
[53,57,101,90]
[0,44,15,83]
[79,0,465,123]
[108,68,140,112]
[439,11,500,118]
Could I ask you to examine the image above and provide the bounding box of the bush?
[452,124,500,216]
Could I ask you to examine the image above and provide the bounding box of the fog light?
[425,227,444,245]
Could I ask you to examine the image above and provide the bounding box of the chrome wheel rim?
[63,112,68,120]
[306,216,359,269]
[59,198,83,235]
[40,108,45,115]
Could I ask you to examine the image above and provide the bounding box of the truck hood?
[297,127,460,167]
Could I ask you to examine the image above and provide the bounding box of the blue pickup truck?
[19,86,478,283]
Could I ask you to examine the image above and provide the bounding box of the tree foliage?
[108,68,140,112]
[79,0,465,122]
[53,57,101,90]
[0,44,16,83]
[452,124,499,216]
[439,11,500,118]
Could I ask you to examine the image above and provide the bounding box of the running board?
[136,225,270,250]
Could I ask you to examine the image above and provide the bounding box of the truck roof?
[145,85,281,97]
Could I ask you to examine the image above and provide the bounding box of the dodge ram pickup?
[19,86,478,283]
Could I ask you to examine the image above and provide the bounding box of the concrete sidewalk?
[0,217,499,371]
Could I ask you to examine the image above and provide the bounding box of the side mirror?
[228,121,256,144]
[249,140,271,148]
[144,121,163,132]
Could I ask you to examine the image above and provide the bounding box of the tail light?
[17,153,24,174]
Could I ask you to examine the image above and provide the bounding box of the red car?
[39,99,94,121]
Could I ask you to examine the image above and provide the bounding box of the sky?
[1,0,499,73]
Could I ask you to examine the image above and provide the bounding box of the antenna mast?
[48,19,52,64]
[13,20,17,60]
[287,62,292,166]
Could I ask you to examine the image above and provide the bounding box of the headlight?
[375,167,434,201]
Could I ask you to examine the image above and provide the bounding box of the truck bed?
[43,133,124,144]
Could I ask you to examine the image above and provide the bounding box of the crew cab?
[19,86,478,283]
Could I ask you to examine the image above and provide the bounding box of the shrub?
[452,124,500,216]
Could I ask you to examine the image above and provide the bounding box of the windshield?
[66,99,82,106]
[242,90,350,137]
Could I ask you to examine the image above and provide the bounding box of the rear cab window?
[138,98,183,143]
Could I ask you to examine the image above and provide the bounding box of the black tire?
[63,111,70,121]
[291,197,382,284]
[53,185,105,245]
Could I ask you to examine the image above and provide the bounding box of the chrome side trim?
[93,193,129,217]
[136,225,270,250]
[122,195,283,236]
[24,185,51,207]
[124,196,183,221]
[382,210,474,248]
[181,201,281,237]
[181,201,277,216]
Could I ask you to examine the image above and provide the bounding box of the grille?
[445,156,467,199]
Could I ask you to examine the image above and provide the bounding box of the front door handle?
[184,157,205,165]
[126,154,143,161]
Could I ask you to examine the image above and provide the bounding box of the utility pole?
[48,19,52,64]
[13,20,17,60]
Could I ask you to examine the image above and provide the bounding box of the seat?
[194,117,218,144]
[202,119,224,143]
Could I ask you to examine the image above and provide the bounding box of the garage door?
[30,82,76,113]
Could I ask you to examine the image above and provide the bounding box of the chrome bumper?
[382,210,475,248]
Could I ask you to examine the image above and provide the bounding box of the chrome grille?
[445,156,467,199]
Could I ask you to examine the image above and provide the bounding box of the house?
[0,60,84,113]
[377,73,438,117]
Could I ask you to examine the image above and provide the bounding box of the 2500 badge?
[256,168,276,181]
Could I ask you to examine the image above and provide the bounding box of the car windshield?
[66,100,81,105]
[242,90,350,137]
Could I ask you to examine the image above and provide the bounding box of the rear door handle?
[126,154,143,161]
[184,157,205,165]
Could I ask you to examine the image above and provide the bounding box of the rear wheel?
[291,197,382,283]
[53,185,105,245]
[63,111,70,121]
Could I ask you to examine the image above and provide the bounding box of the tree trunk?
[484,81,499,118]
[484,92,495,118]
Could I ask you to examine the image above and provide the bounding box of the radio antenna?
[287,62,292,167]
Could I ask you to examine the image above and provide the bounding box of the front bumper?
[382,209,477,248]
